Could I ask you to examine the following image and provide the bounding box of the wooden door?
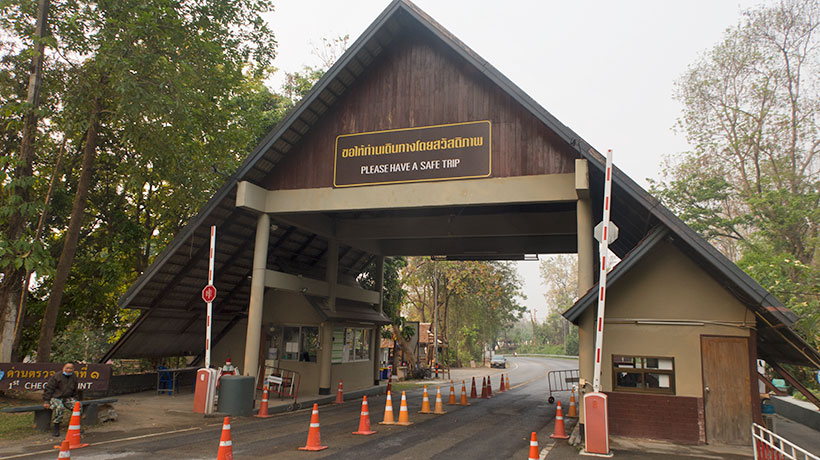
[701,336,752,445]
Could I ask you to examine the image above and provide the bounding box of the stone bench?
[1,397,118,431]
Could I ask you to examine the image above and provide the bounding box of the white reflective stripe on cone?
[557,416,563,420]
[69,425,80,430]
[362,411,369,416]
[310,423,320,428]
[312,410,318,414]
[400,406,408,412]
[220,441,232,446]
[223,424,231,430]
[530,441,538,446]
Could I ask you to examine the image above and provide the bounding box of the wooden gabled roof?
[104,0,813,367]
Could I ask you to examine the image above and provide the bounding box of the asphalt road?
[5,357,578,460]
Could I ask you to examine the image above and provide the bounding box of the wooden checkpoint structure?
[100,0,819,446]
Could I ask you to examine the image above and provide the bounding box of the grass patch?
[389,382,427,392]
[0,411,36,440]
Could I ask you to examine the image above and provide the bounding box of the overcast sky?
[263,0,764,320]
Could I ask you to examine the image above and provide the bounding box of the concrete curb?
[770,395,820,431]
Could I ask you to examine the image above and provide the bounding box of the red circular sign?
[202,285,217,303]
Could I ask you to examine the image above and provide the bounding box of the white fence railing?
[752,423,819,460]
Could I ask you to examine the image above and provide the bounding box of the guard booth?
[100,0,819,433]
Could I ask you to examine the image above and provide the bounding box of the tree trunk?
[11,141,64,361]
[0,0,51,362]
[391,324,417,373]
[36,98,100,362]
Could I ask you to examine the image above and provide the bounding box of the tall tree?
[402,258,525,365]
[36,0,276,362]
[0,0,51,361]
[652,0,820,357]
[0,0,278,361]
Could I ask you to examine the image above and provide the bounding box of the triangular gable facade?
[104,0,816,374]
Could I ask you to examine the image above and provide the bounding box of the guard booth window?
[612,355,675,394]
[280,326,319,362]
[331,327,371,363]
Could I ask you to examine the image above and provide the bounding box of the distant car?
[490,355,507,368]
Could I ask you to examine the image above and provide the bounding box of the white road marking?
[0,427,202,460]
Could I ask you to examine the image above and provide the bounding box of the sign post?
[204,225,217,369]
[584,149,615,457]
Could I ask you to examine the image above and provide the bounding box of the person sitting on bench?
[42,362,78,437]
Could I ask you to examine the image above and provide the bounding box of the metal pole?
[205,225,216,369]
[433,260,438,375]
[592,149,614,392]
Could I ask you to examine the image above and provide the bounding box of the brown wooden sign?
[333,120,491,187]
[0,362,112,392]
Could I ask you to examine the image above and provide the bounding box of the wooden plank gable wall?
[264,28,579,191]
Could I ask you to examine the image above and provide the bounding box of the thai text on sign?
[0,362,112,391]
[333,120,491,187]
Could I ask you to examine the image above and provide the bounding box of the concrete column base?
[318,387,330,395]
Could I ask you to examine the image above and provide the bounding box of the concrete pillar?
[326,239,339,312]
[576,159,595,425]
[318,321,333,394]
[373,256,385,385]
[243,213,270,378]
[372,325,381,385]
[375,256,385,314]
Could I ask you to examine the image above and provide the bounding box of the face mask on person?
[63,371,73,376]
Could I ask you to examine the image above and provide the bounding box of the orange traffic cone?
[396,391,413,426]
[487,376,494,397]
[298,403,329,451]
[528,432,539,460]
[499,373,506,392]
[447,381,457,405]
[352,396,376,435]
[506,374,510,390]
[459,380,470,406]
[418,385,432,414]
[334,379,344,404]
[379,390,395,425]
[433,386,447,415]
[57,440,70,459]
[568,389,578,417]
[470,377,478,398]
[255,385,271,418]
[386,377,392,395]
[217,416,233,460]
[55,402,88,449]
[550,401,570,439]
[480,377,488,399]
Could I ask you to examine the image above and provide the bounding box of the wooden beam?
[768,360,820,410]
[264,269,379,304]
[237,174,577,214]
[334,211,576,240]
[758,372,788,396]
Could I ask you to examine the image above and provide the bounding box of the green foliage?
[360,256,413,339]
[653,0,820,386]
[402,258,526,366]
[564,325,578,355]
[1,0,288,359]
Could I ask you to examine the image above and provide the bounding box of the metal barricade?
[546,369,579,404]
[752,423,819,460]
[259,366,301,411]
